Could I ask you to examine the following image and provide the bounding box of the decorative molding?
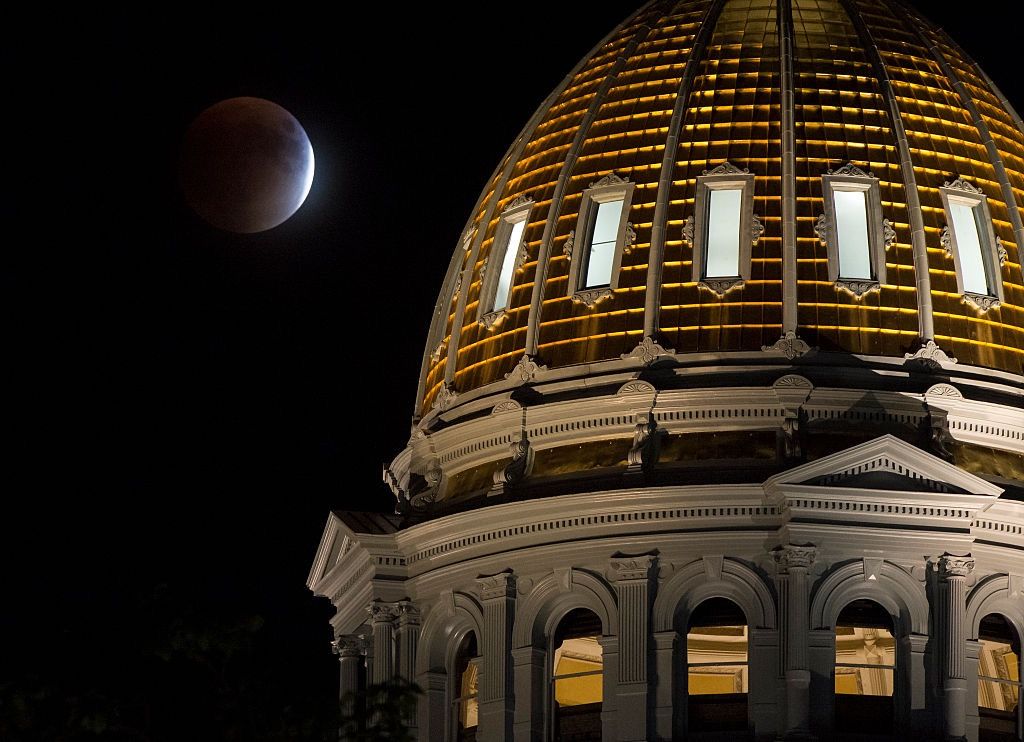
[411,467,442,510]
[883,218,897,251]
[622,335,674,364]
[996,236,1008,266]
[476,570,516,601]
[332,635,366,658]
[827,162,875,178]
[506,194,534,211]
[905,339,958,367]
[513,233,531,273]
[478,309,506,330]
[562,229,575,259]
[963,292,1001,313]
[429,339,446,363]
[491,400,523,415]
[938,554,975,579]
[617,380,655,395]
[814,213,829,246]
[925,383,963,400]
[491,437,532,492]
[590,173,629,188]
[773,374,812,390]
[452,271,463,299]
[681,217,694,246]
[835,279,881,298]
[751,213,765,245]
[572,287,613,308]
[771,544,818,572]
[395,600,421,626]
[699,277,745,296]
[702,161,749,176]
[505,354,546,384]
[626,416,659,472]
[433,383,458,412]
[762,331,810,359]
[940,225,953,256]
[943,176,983,195]
[383,466,406,504]
[369,601,400,623]
[623,222,637,254]
[609,555,656,582]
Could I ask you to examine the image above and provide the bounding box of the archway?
[552,608,604,741]
[978,613,1021,742]
[686,596,749,736]
[834,599,896,736]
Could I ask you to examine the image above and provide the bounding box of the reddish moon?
[180,97,315,233]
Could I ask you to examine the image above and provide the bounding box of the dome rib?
[643,0,728,343]
[838,0,934,344]
[905,8,1024,263]
[778,0,799,342]
[416,1,660,414]
[523,15,662,359]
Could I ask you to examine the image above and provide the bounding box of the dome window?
[816,164,892,299]
[940,178,1005,313]
[688,162,761,296]
[566,174,636,308]
[478,197,533,329]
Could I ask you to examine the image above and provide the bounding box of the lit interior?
[553,636,603,706]
[687,624,749,694]
[949,201,992,296]
[705,188,743,278]
[494,219,526,312]
[457,657,479,729]
[835,626,895,697]
[833,189,872,280]
[584,200,623,288]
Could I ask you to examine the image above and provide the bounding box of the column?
[369,601,398,685]
[939,554,975,742]
[651,630,678,740]
[395,601,421,732]
[772,543,818,740]
[478,571,516,740]
[333,635,365,716]
[512,646,546,742]
[609,555,656,741]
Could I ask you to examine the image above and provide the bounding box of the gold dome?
[418,0,1024,416]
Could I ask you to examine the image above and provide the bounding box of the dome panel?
[418,0,1024,417]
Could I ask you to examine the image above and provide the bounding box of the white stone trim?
[477,197,534,328]
[939,178,1005,312]
[565,174,636,304]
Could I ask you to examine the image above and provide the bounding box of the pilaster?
[368,601,399,685]
[938,554,975,742]
[609,555,655,740]
[772,543,818,740]
[478,570,516,740]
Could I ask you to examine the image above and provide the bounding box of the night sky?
[7,3,1022,739]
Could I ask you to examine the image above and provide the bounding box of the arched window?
[978,613,1021,742]
[686,597,749,735]
[834,599,895,735]
[453,632,479,742]
[551,608,603,741]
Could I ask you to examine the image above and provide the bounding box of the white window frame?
[478,196,533,330]
[939,177,1005,313]
[687,162,761,296]
[816,163,893,299]
[565,174,636,309]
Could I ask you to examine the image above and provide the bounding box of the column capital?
[477,570,516,601]
[609,554,656,581]
[368,600,400,624]
[771,543,818,573]
[395,600,421,627]
[938,553,975,579]
[332,635,366,658]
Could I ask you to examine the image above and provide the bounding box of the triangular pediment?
[764,435,1003,497]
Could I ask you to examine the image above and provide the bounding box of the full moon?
[180,97,315,234]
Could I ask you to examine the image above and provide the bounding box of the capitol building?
[308,0,1024,739]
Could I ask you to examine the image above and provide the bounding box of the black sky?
[7,2,1022,737]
